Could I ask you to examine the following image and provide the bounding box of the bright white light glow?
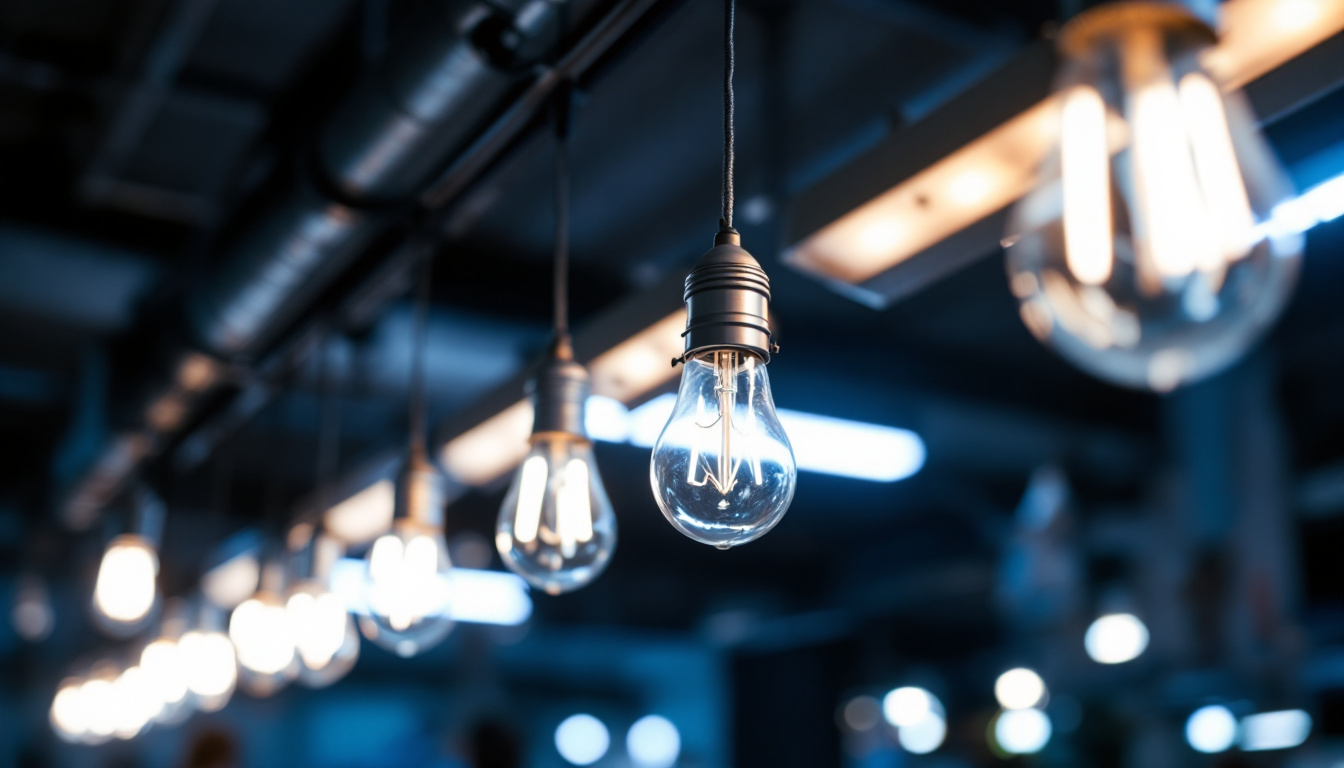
[1267,171,1344,239]
[50,680,89,742]
[1180,73,1256,264]
[112,666,161,739]
[949,170,993,205]
[625,393,925,482]
[555,714,610,766]
[80,678,118,739]
[1186,705,1238,753]
[995,668,1046,710]
[513,455,549,544]
[1084,613,1150,664]
[367,533,450,632]
[898,711,947,754]
[230,596,296,675]
[995,708,1052,755]
[585,396,631,442]
[1061,85,1113,285]
[627,715,681,768]
[1273,0,1324,31]
[331,558,532,626]
[286,591,349,670]
[1241,709,1312,751]
[883,686,936,727]
[179,630,237,700]
[140,639,190,707]
[94,535,158,623]
[201,553,259,609]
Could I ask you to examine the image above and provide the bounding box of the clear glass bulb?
[650,349,796,549]
[1007,5,1301,392]
[361,519,454,657]
[178,627,236,712]
[286,579,359,687]
[50,677,90,744]
[229,589,297,696]
[497,437,617,595]
[93,534,158,629]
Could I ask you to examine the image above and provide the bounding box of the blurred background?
[1,0,1342,766]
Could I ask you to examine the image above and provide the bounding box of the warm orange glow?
[587,312,685,403]
[439,400,534,486]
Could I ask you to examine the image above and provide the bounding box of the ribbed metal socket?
[394,453,446,528]
[682,230,774,362]
[528,357,590,439]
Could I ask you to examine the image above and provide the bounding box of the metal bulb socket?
[394,451,446,528]
[528,343,591,440]
[1058,1,1215,58]
[681,229,775,363]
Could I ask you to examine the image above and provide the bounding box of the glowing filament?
[1061,85,1113,285]
[557,458,594,559]
[1179,73,1256,262]
[513,455,549,544]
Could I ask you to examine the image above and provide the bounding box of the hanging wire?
[720,0,736,231]
[553,80,573,347]
[408,243,434,461]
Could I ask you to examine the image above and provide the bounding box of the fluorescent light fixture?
[323,479,395,545]
[585,395,631,443]
[328,557,532,626]
[1240,709,1312,752]
[623,393,925,482]
[786,0,1344,294]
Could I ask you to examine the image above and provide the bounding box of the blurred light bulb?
[994,708,1053,755]
[995,668,1047,710]
[230,588,297,696]
[179,629,236,710]
[651,349,796,549]
[81,674,119,743]
[93,534,159,626]
[111,666,161,739]
[627,715,681,768]
[1186,704,1237,753]
[286,582,359,687]
[140,639,190,717]
[883,687,936,727]
[1007,2,1300,391]
[498,438,616,595]
[1084,612,1150,664]
[362,519,453,657]
[555,714,610,766]
[898,711,947,754]
[50,677,89,743]
[13,574,54,642]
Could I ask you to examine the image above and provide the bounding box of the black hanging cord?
[408,245,434,461]
[553,80,574,355]
[720,0,736,232]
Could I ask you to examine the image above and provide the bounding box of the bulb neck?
[1058,1,1216,58]
[680,230,775,363]
[528,351,590,440]
[394,452,445,529]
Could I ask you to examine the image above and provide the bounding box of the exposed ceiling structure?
[1,0,1343,765]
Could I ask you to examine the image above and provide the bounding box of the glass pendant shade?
[1006,1,1301,392]
[361,458,454,657]
[651,349,796,549]
[498,436,617,594]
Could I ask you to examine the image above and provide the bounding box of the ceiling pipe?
[58,0,566,529]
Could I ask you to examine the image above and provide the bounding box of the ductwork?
[60,0,564,528]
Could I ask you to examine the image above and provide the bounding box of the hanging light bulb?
[497,82,617,594]
[1007,0,1301,392]
[138,598,194,725]
[361,249,454,657]
[650,0,796,549]
[179,603,237,712]
[50,676,91,744]
[286,532,359,687]
[361,455,454,657]
[92,486,165,634]
[229,557,298,697]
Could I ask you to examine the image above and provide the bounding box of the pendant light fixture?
[286,342,360,685]
[497,83,618,595]
[649,0,796,549]
[92,485,164,635]
[230,553,298,697]
[1005,0,1301,392]
[361,252,454,658]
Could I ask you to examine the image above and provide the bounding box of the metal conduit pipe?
[59,0,564,528]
